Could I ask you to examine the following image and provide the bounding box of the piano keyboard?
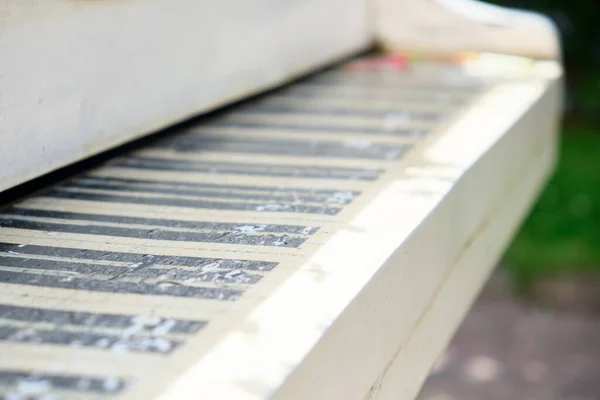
[0,56,560,400]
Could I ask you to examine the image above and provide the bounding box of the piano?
[0,1,563,399]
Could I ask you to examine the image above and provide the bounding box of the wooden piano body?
[0,1,562,399]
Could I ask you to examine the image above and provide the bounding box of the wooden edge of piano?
[0,1,563,399]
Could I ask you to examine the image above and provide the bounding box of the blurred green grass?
[503,126,600,288]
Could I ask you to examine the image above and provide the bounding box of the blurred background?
[418,1,600,399]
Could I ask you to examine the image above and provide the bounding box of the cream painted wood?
[0,0,370,193]
[0,0,561,194]
[157,64,563,400]
[375,0,561,60]
[0,1,564,397]
[0,59,562,399]
[365,132,556,400]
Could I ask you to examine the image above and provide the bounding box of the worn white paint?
[375,0,560,60]
[0,2,564,398]
[0,0,561,193]
[157,64,563,400]
[0,0,370,192]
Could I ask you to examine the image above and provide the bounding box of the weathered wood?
[0,56,562,399]
[0,0,369,192]
[375,0,560,60]
[0,1,564,398]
